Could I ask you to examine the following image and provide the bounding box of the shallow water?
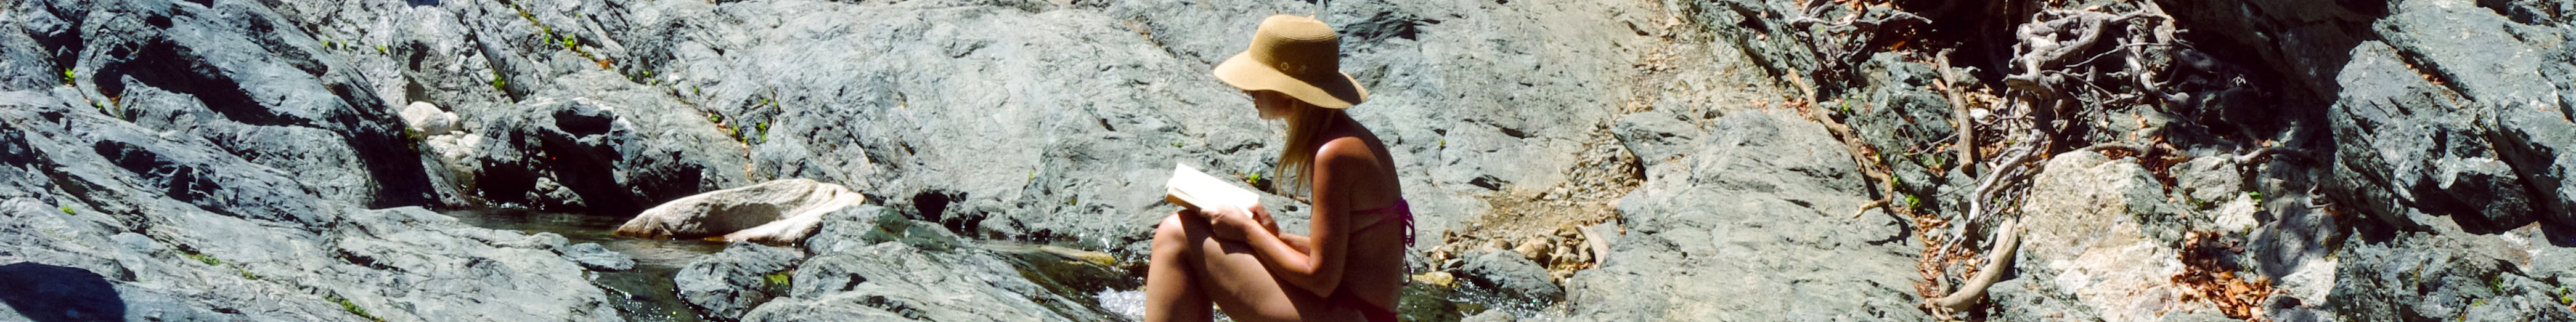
[443,209,725,322]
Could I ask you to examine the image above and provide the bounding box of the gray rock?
[744,210,1116,321]
[37,0,441,209]
[2328,222,2576,322]
[562,242,635,272]
[1454,249,1564,303]
[462,91,749,215]
[2330,41,2539,232]
[1562,110,1925,321]
[676,243,805,321]
[0,92,623,321]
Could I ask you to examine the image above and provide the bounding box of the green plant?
[2248,191,2263,203]
[59,206,73,215]
[489,69,508,94]
[60,68,75,85]
[1902,194,1920,208]
[184,252,221,266]
[1172,140,1183,148]
[765,271,792,288]
[237,267,259,280]
[375,44,388,54]
[327,295,383,322]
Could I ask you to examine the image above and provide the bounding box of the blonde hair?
[1273,95,1344,197]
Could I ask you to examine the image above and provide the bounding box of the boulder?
[615,178,867,244]
[560,242,635,272]
[1454,249,1564,303]
[462,94,751,215]
[2014,151,2201,321]
[740,208,1119,321]
[677,243,805,321]
[399,102,461,135]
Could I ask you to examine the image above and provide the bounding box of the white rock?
[399,101,460,135]
[614,179,866,245]
[2019,151,2190,322]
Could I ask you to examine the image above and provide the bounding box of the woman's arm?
[1217,137,1374,296]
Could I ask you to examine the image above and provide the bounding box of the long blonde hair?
[1274,97,1343,197]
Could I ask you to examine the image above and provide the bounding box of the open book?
[1167,164,1259,211]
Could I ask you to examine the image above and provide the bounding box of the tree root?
[1854,198,1890,219]
[1925,219,2022,314]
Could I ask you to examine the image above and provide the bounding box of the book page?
[1167,164,1260,212]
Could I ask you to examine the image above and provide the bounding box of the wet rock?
[1562,110,1925,321]
[561,242,635,272]
[614,178,866,244]
[677,243,805,321]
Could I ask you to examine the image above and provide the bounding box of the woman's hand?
[1202,203,1268,242]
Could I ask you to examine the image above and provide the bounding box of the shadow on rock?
[0,262,124,322]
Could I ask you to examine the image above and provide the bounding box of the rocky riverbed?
[6,0,2576,321]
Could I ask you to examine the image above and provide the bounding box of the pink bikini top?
[1347,199,1414,246]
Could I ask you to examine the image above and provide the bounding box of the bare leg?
[1145,212,1215,322]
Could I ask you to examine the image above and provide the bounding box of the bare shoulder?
[1313,136,1380,169]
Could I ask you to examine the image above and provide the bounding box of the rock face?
[0,89,627,320]
[1562,110,1928,321]
[614,178,866,244]
[11,0,2576,320]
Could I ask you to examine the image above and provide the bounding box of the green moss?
[236,267,259,280]
[327,295,383,322]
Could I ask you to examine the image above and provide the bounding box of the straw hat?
[1214,15,1368,109]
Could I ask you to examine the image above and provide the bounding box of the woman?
[1144,15,1413,322]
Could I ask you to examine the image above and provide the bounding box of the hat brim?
[1212,52,1368,109]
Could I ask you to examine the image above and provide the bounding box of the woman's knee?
[1152,212,1192,246]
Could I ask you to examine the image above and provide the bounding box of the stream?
[439,209,1529,321]
[443,209,722,322]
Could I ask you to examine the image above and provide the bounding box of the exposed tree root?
[1925,219,2020,315]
